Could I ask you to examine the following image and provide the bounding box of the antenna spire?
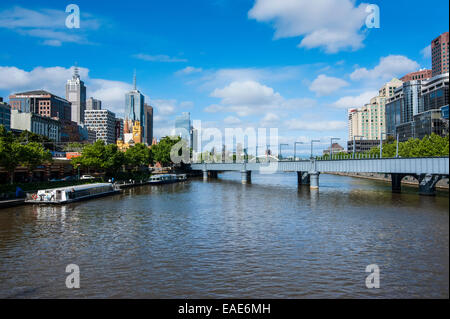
[133,69,137,90]
[73,62,79,79]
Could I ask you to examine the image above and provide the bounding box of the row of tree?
[367,134,449,158]
[0,126,52,184]
[71,136,182,176]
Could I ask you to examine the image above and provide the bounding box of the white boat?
[149,174,187,185]
[25,183,120,205]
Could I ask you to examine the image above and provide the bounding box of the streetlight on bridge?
[279,144,289,161]
[380,132,399,158]
[352,135,365,159]
[294,142,304,161]
[330,137,340,160]
[310,140,321,159]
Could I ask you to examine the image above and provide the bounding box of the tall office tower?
[431,32,449,77]
[175,112,192,148]
[66,66,86,124]
[348,78,402,141]
[125,72,146,141]
[84,109,117,144]
[144,103,153,145]
[86,97,102,110]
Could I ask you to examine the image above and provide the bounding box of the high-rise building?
[386,80,424,141]
[414,73,449,139]
[401,69,432,82]
[0,98,11,131]
[175,112,192,147]
[125,72,146,142]
[66,66,87,124]
[84,109,117,144]
[144,103,153,145]
[115,118,124,142]
[431,32,449,77]
[348,78,402,141]
[9,90,71,121]
[86,97,102,110]
[11,109,62,142]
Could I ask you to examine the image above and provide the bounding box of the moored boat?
[25,183,120,205]
[149,174,188,185]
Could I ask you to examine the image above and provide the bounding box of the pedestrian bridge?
[190,157,449,196]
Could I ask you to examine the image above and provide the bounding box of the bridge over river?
[190,157,449,196]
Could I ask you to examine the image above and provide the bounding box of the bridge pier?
[210,171,218,179]
[241,170,251,184]
[391,173,404,193]
[202,170,208,181]
[297,171,310,186]
[418,174,441,196]
[309,172,319,190]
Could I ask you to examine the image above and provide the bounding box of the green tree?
[151,136,182,166]
[71,140,126,177]
[21,142,52,171]
[125,143,152,170]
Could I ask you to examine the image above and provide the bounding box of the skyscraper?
[144,103,153,145]
[66,66,86,124]
[175,112,192,147]
[86,97,102,110]
[125,72,146,142]
[431,32,449,77]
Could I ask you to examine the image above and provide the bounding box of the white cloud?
[176,66,203,75]
[0,65,131,115]
[0,6,99,45]
[285,119,347,131]
[350,55,420,82]
[179,101,194,108]
[248,0,369,53]
[150,99,177,116]
[133,53,188,63]
[206,80,316,119]
[211,80,283,107]
[309,74,349,96]
[260,112,280,126]
[223,116,242,125]
[195,66,306,91]
[421,45,431,59]
[333,90,378,109]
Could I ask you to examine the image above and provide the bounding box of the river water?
[0,173,448,298]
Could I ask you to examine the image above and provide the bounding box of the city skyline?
[0,0,449,149]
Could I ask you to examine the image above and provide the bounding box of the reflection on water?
[0,173,448,298]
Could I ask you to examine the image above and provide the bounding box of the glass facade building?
[0,101,11,131]
[175,112,192,147]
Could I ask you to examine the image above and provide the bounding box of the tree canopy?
[0,125,52,184]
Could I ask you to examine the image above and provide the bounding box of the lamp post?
[352,135,364,159]
[330,137,340,160]
[294,142,304,161]
[310,140,320,159]
[396,133,399,158]
[380,132,397,158]
[279,144,288,161]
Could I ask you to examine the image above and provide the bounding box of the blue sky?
[0,0,448,154]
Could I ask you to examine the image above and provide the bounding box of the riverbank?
[327,172,449,190]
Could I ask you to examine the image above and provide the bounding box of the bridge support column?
[210,171,218,179]
[297,171,310,186]
[418,174,440,196]
[391,173,403,193]
[309,172,319,190]
[241,170,251,184]
[202,170,208,181]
